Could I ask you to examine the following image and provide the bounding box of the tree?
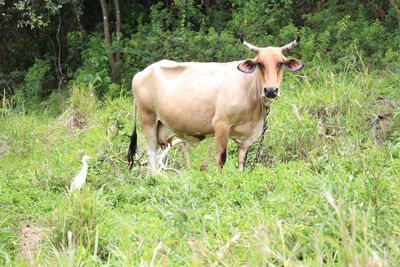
[99,0,117,76]
[99,0,122,77]
[114,0,121,63]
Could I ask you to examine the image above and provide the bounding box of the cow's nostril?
[264,87,279,99]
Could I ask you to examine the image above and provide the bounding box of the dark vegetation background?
[1,0,399,108]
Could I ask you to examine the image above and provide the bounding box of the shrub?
[71,34,112,97]
[13,59,51,109]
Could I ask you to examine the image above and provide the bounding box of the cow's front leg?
[237,146,250,172]
[214,124,230,170]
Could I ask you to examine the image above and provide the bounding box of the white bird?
[70,155,91,192]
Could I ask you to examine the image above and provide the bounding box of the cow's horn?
[281,35,300,51]
[240,36,259,52]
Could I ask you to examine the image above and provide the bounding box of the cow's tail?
[128,104,137,170]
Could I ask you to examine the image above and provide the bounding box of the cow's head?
[237,36,304,101]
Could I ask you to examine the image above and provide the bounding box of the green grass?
[0,66,399,266]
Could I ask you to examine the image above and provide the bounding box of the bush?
[13,59,51,109]
[71,34,112,97]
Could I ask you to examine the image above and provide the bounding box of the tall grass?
[0,65,399,266]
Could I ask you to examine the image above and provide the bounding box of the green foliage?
[13,59,51,109]
[3,0,400,104]
[13,0,50,29]
[71,34,112,97]
[299,2,400,67]
[0,71,24,116]
[229,0,294,41]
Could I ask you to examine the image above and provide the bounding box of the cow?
[128,36,304,174]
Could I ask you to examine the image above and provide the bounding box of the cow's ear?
[237,59,258,73]
[284,58,304,72]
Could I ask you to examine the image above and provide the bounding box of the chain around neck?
[248,106,270,172]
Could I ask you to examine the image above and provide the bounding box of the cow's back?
[132,59,257,136]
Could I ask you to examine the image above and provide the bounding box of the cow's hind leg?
[214,123,230,170]
[141,112,159,174]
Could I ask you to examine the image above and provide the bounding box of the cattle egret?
[128,36,303,173]
[70,155,91,192]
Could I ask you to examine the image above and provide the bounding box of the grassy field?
[1,65,399,266]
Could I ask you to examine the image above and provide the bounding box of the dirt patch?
[372,98,397,143]
[375,115,392,135]
[375,101,394,134]
[0,134,8,154]
[0,141,7,154]
[18,224,46,264]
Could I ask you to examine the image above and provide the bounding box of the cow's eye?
[277,62,284,69]
[257,62,264,70]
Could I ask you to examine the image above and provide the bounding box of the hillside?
[1,65,399,265]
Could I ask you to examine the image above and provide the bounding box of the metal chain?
[248,107,270,172]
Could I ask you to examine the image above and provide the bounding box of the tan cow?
[128,37,304,173]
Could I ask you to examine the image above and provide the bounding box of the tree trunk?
[114,0,121,64]
[99,0,116,76]
[205,0,210,16]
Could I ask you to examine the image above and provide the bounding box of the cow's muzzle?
[264,87,278,99]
